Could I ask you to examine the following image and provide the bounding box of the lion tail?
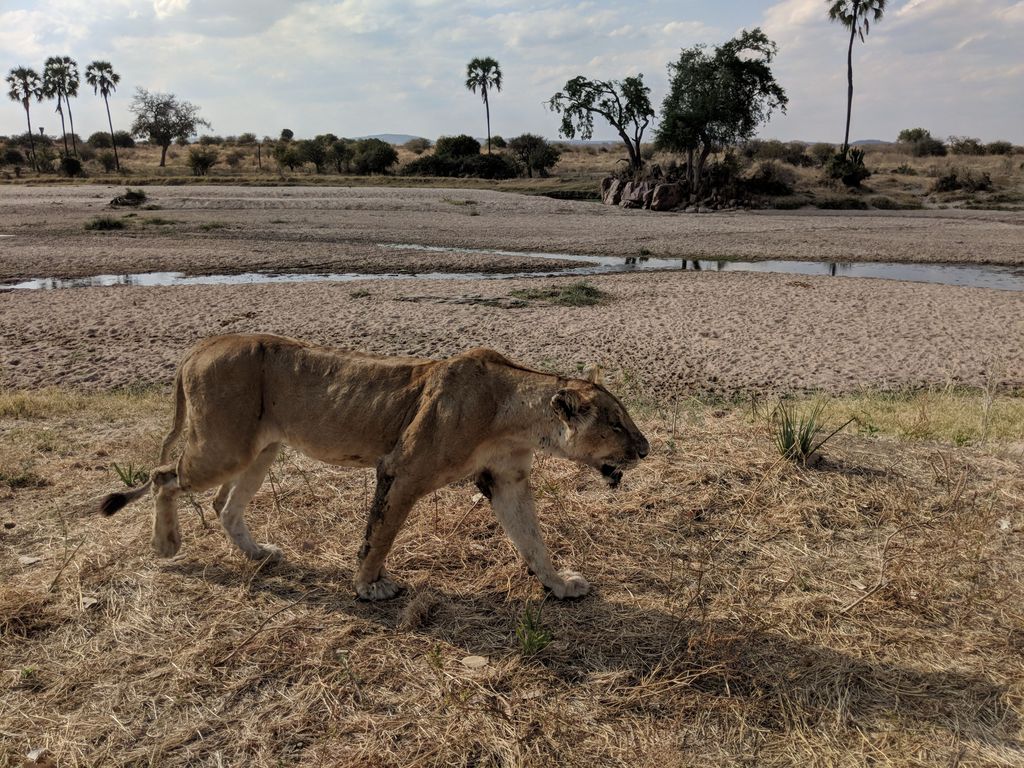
[159,367,187,465]
[99,481,153,516]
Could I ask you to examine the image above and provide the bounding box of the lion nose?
[637,439,650,459]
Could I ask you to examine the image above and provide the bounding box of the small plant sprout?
[771,399,854,465]
[112,462,149,487]
[516,601,552,656]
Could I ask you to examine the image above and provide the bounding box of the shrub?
[490,135,507,149]
[744,139,812,167]
[892,163,917,175]
[77,144,96,162]
[298,139,328,173]
[402,154,461,177]
[112,130,135,148]
[274,144,303,171]
[985,141,1014,156]
[84,215,125,231]
[98,151,117,172]
[187,147,218,176]
[2,147,25,167]
[948,136,984,156]
[825,148,870,187]
[435,134,481,159]
[330,140,355,172]
[507,134,560,178]
[910,137,947,157]
[931,168,992,193]
[237,132,257,145]
[87,131,112,148]
[280,128,294,141]
[458,153,518,179]
[897,127,932,144]
[352,138,398,174]
[745,160,796,195]
[197,134,224,146]
[59,156,83,177]
[808,143,834,167]
[224,149,246,168]
[402,137,432,155]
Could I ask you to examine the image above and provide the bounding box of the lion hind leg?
[218,443,282,561]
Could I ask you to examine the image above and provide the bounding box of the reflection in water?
[2,244,1024,292]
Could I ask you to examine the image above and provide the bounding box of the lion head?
[550,367,650,487]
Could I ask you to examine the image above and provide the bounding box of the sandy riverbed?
[1,185,1022,397]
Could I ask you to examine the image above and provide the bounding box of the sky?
[2,0,1022,144]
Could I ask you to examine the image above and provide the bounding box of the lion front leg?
[481,460,590,600]
[354,464,424,601]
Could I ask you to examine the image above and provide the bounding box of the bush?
[825,148,870,187]
[330,140,354,172]
[745,160,796,195]
[947,136,984,156]
[98,151,117,172]
[808,143,834,167]
[59,156,83,177]
[352,138,398,174]
[402,137,432,155]
[84,215,125,231]
[112,130,135,148]
[458,154,518,179]
[985,141,1014,156]
[911,137,947,157]
[198,135,224,146]
[298,139,328,173]
[274,144,303,171]
[87,131,112,148]
[187,147,218,176]
[224,149,246,168]
[507,134,560,178]
[402,154,461,177]
[892,163,917,176]
[2,147,25,167]
[490,135,507,149]
[931,168,992,193]
[237,132,257,146]
[435,134,481,159]
[77,144,96,162]
[743,139,811,167]
[280,128,294,141]
[897,127,932,144]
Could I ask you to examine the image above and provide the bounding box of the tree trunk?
[843,21,856,154]
[66,97,79,157]
[618,130,642,176]
[484,86,491,154]
[686,147,695,192]
[104,95,119,171]
[24,104,38,172]
[160,143,168,167]
[694,145,712,198]
[57,96,69,157]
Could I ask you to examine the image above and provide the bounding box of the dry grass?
[2,388,1023,766]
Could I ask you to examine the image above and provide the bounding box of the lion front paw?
[355,573,404,601]
[549,570,591,600]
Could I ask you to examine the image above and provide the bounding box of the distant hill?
[357,133,424,145]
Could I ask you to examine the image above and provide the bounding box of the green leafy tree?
[352,138,398,174]
[897,127,930,144]
[85,61,121,171]
[5,67,43,171]
[465,57,502,154]
[129,89,211,166]
[656,29,788,194]
[42,56,81,157]
[827,0,887,153]
[435,134,480,158]
[549,75,653,174]
[298,138,328,173]
[330,139,354,173]
[507,134,561,178]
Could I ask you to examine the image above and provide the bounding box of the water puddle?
[2,243,1023,292]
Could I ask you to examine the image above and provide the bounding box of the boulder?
[600,177,624,206]
[651,183,685,211]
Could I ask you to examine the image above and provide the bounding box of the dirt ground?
[1,185,1023,397]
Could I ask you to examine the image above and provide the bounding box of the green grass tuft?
[510,282,610,307]
[84,215,126,231]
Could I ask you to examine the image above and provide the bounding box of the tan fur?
[100,333,650,600]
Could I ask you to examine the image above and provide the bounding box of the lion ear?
[551,388,583,423]
[582,364,604,385]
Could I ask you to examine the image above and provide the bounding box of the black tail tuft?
[99,493,129,516]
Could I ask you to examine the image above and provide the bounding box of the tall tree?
[827,0,887,154]
[5,67,43,171]
[465,57,502,154]
[129,89,210,166]
[549,75,653,174]
[656,28,787,194]
[43,56,81,157]
[85,61,122,171]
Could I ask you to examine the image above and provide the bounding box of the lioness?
[100,334,649,600]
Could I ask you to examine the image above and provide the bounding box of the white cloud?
[153,0,189,19]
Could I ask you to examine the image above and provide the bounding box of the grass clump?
[84,215,126,231]
[112,462,149,488]
[515,602,552,656]
[771,399,853,464]
[510,281,610,307]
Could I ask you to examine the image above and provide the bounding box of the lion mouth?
[600,464,624,488]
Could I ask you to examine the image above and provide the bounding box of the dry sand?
[1,184,1022,397]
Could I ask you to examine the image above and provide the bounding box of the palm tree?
[827,0,887,154]
[85,61,122,171]
[6,67,43,171]
[465,57,502,154]
[43,56,81,157]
